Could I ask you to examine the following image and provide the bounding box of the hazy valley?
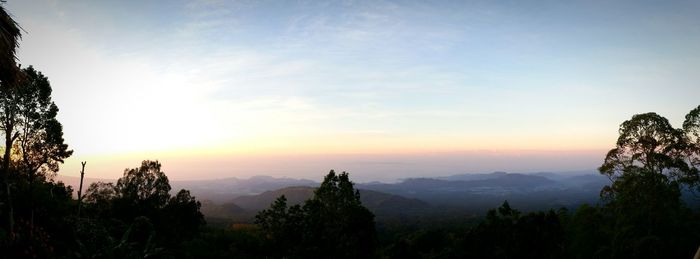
[58,170,613,222]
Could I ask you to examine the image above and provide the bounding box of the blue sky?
[5,0,700,181]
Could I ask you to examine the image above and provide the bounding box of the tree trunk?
[3,125,13,232]
[77,161,86,217]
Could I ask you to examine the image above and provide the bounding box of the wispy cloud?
[7,0,700,180]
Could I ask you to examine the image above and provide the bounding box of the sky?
[4,0,700,182]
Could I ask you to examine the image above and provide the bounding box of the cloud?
[10,0,700,181]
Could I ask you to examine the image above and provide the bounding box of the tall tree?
[256,170,377,259]
[113,160,171,221]
[303,170,377,259]
[81,160,204,254]
[161,189,204,244]
[0,66,71,231]
[14,66,73,184]
[599,112,688,182]
[83,181,117,218]
[0,4,21,231]
[0,4,21,87]
[0,66,72,229]
[598,108,700,197]
[682,105,700,190]
[597,107,700,258]
[255,195,303,257]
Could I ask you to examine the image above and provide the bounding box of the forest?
[1,3,700,259]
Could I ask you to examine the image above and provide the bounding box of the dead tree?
[77,161,86,217]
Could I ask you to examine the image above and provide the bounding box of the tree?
[13,66,73,184]
[114,160,171,215]
[598,108,700,201]
[0,3,22,232]
[597,107,700,258]
[85,182,117,204]
[0,66,71,232]
[84,182,117,217]
[254,195,302,257]
[255,170,377,259]
[0,4,21,87]
[161,189,205,244]
[567,204,609,259]
[80,160,205,255]
[683,105,700,189]
[303,170,377,259]
[460,201,566,259]
[599,112,688,183]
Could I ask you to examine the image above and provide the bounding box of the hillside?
[358,172,607,211]
[209,186,432,220]
[57,171,613,219]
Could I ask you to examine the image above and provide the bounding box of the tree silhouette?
[683,105,700,190]
[0,4,21,87]
[84,181,117,218]
[0,3,21,231]
[460,201,566,259]
[597,107,700,258]
[599,112,688,182]
[161,189,205,244]
[13,66,73,184]
[0,66,71,232]
[79,160,204,255]
[256,170,377,259]
[303,170,377,259]
[254,195,303,257]
[114,160,171,216]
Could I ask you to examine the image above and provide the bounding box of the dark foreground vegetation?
[0,4,699,259]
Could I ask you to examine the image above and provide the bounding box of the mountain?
[200,200,246,218]
[58,171,610,220]
[170,176,318,203]
[436,171,508,181]
[227,186,431,219]
[232,186,314,211]
[358,172,601,212]
[462,173,558,188]
[55,174,319,202]
[360,173,558,196]
[562,174,610,187]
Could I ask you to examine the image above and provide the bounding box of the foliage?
[162,189,206,243]
[600,107,700,191]
[115,160,171,210]
[255,170,378,259]
[0,65,74,256]
[0,4,21,86]
[683,105,700,189]
[596,106,700,258]
[457,201,566,259]
[11,66,73,183]
[83,181,116,217]
[82,160,205,251]
[599,113,685,181]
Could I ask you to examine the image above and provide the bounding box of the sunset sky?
[6,0,700,181]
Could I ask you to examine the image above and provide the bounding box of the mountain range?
[56,170,612,222]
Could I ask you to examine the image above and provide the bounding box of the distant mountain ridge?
[170,176,318,203]
[57,170,613,221]
[228,186,431,220]
[357,171,609,212]
[360,172,561,196]
[55,174,319,201]
[192,171,611,222]
[435,171,509,181]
